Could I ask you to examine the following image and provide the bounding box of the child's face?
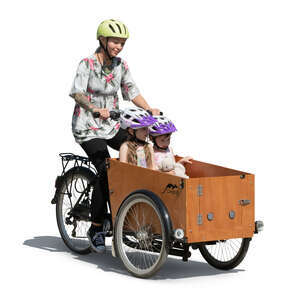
[155,133,172,148]
[135,127,149,141]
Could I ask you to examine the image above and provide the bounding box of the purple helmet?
[149,115,177,136]
[120,107,156,129]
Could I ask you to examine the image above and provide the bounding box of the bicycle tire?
[56,167,95,255]
[199,238,251,270]
[114,192,169,278]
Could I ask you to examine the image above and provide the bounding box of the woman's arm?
[73,93,110,119]
[74,93,95,112]
[120,60,159,115]
[119,142,128,163]
[132,95,160,115]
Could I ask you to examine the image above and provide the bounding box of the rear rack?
[59,153,96,176]
[51,153,97,205]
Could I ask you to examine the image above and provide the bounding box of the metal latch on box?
[239,199,251,206]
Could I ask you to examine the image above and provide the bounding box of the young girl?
[149,115,193,178]
[119,107,157,170]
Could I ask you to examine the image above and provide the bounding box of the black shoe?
[87,228,106,253]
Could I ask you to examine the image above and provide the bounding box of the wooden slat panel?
[185,179,201,242]
[107,158,254,244]
[185,175,254,243]
[107,159,187,232]
[175,155,250,178]
[241,174,255,235]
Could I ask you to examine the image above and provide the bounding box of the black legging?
[80,128,128,224]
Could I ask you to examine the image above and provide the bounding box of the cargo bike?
[51,149,263,278]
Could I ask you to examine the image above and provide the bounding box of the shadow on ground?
[23,236,244,280]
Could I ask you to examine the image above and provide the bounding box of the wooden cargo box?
[107,156,255,243]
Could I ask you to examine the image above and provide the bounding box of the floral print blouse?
[69,54,140,144]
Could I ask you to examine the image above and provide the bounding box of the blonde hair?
[126,140,153,168]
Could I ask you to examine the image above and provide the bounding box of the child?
[149,115,193,178]
[119,107,157,170]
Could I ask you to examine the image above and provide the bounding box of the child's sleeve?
[120,59,140,101]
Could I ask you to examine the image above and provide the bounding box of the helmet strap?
[99,37,113,63]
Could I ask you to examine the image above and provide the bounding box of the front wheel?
[114,192,169,278]
[199,238,251,270]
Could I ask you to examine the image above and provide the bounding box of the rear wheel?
[56,167,95,254]
[199,238,251,270]
[114,192,169,278]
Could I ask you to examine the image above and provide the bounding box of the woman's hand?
[132,95,161,115]
[93,108,110,120]
[178,156,193,165]
[149,108,161,116]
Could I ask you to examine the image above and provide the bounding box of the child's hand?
[179,156,193,165]
[158,169,175,175]
[166,170,176,175]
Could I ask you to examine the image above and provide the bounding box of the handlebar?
[147,110,163,116]
[92,109,163,120]
[92,110,121,120]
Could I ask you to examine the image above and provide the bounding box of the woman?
[69,19,160,253]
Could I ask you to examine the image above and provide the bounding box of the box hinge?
[197,185,203,196]
[197,214,203,225]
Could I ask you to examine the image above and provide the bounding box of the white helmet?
[120,107,156,129]
[149,115,177,136]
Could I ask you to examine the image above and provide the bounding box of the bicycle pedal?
[105,230,113,237]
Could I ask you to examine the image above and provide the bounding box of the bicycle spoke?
[205,239,244,262]
[58,173,91,252]
[117,197,166,276]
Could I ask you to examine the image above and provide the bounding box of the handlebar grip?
[92,111,121,120]
[92,112,100,118]
[147,110,163,116]
[93,109,161,120]
[110,110,121,120]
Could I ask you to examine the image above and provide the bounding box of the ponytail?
[143,143,152,169]
[126,138,153,168]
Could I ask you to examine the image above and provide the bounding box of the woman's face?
[102,37,126,57]
[155,134,172,148]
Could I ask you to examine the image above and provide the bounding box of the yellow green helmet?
[97,19,129,39]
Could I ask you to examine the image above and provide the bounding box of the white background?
[1,0,299,298]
